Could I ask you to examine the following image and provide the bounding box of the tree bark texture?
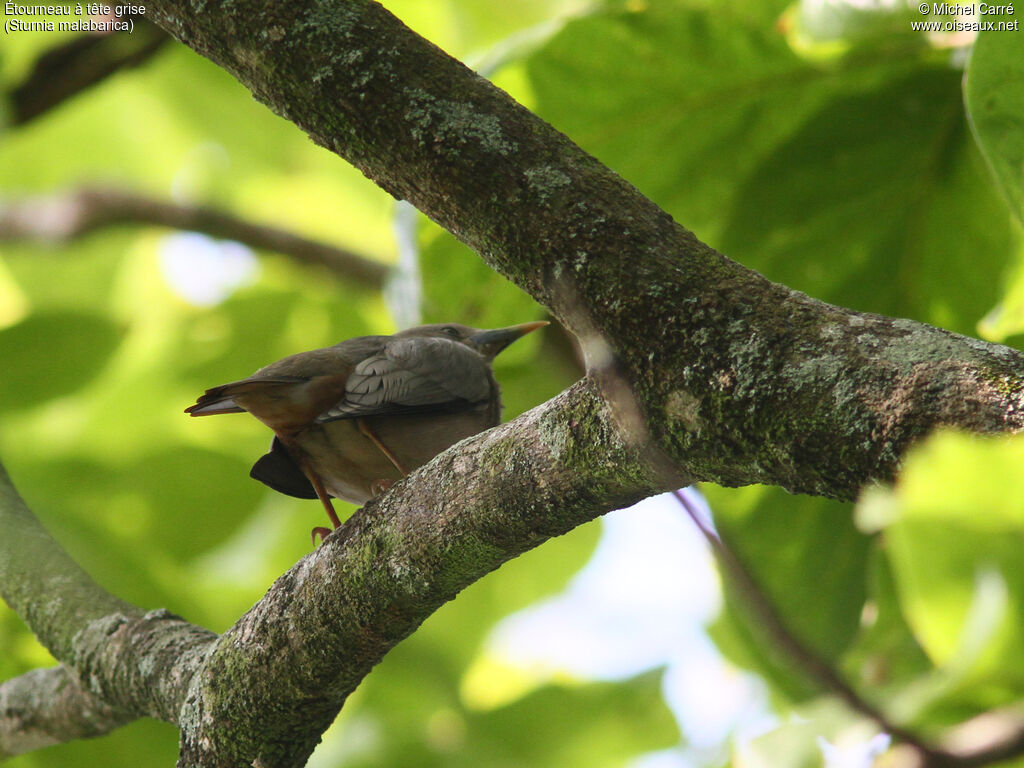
[143,0,1024,499]
[3,0,1024,766]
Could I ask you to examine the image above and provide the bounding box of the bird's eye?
[442,326,460,338]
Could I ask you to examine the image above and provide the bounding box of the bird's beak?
[470,321,549,359]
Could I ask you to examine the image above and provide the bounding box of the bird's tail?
[185,377,305,416]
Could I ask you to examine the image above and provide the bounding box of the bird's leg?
[296,451,341,543]
[357,419,410,475]
[276,434,342,544]
[307,469,342,532]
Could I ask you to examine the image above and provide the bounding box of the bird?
[185,321,548,542]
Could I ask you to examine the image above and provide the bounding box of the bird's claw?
[311,526,333,545]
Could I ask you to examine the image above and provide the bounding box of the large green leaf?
[527,1,1016,334]
[418,225,546,333]
[965,5,1024,226]
[837,548,932,700]
[0,310,122,411]
[527,0,919,241]
[965,7,1024,345]
[721,67,1012,334]
[866,430,1024,713]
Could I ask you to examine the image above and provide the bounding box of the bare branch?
[0,462,216,742]
[0,186,390,290]
[0,666,133,758]
[8,17,170,126]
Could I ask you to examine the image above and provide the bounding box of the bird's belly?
[300,408,496,505]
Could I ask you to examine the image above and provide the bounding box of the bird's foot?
[370,479,395,497]
[311,526,333,545]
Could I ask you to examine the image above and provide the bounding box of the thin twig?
[0,186,390,290]
[671,489,957,767]
[682,485,1024,767]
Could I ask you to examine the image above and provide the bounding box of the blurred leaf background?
[2,0,1024,766]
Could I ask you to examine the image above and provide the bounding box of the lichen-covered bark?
[176,382,661,766]
[0,666,132,758]
[143,0,1024,498]
[0,463,216,755]
[4,0,1024,765]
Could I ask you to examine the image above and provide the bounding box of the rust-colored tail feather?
[185,377,307,416]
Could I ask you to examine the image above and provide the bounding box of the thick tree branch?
[0,461,216,748]
[175,381,667,767]
[142,0,1024,503]
[0,666,133,758]
[2,382,669,765]
[0,186,390,290]
[6,0,1024,764]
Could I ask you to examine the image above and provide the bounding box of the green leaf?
[721,68,1013,335]
[332,669,678,768]
[419,225,547,330]
[838,548,932,697]
[130,446,265,558]
[526,1,1016,334]
[527,0,911,240]
[379,0,588,60]
[0,310,122,411]
[867,430,1024,712]
[464,670,679,767]
[976,239,1024,344]
[704,485,870,700]
[965,5,1024,226]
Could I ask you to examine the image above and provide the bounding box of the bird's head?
[397,321,549,361]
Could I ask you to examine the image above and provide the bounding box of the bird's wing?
[319,337,492,421]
